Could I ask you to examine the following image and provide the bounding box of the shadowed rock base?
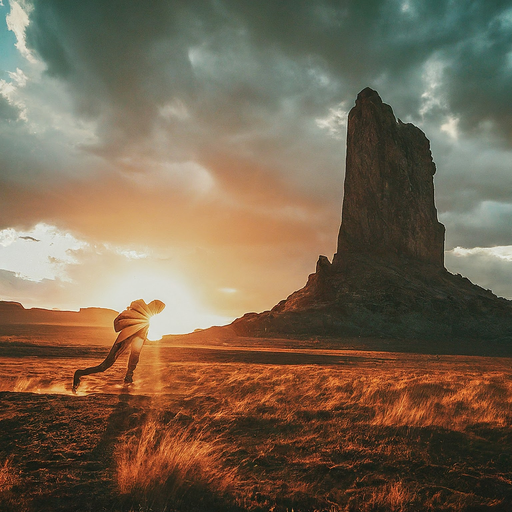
[231,253,512,342]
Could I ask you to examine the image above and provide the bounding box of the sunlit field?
[0,326,511,511]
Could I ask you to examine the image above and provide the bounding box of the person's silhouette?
[72,299,165,393]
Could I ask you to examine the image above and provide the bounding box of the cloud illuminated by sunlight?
[315,103,347,140]
[449,245,512,261]
[0,223,234,333]
[6,0,36,63]
[0,223,87,281]
[441,116,459,140]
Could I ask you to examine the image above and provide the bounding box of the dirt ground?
[0,325,511,511]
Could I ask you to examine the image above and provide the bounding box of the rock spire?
[228,88,512,349]
[334,87,445,268]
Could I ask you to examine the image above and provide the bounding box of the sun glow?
[98,269,232,338]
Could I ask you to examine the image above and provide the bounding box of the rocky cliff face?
[335,88,445,268]
[230,88,512,346]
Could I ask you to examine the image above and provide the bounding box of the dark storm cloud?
[229,1,512,130]
[21,0,512,217]
[26,1,198,144]
[2,0,512,310]
[443,6,512,142]
[26,1,512,141]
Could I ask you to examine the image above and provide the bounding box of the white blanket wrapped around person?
[72,299,166,392]
[113,299,166,344]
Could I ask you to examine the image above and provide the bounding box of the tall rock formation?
[230,88,512,348]
[334,88,445,268]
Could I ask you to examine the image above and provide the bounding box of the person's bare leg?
[124,336,144,384]
[73,341,128,393]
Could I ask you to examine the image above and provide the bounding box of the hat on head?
[148,299,166,315]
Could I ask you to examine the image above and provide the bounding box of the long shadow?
[29,391,151,512]
[76,391,152,511]
[88,391,150,460]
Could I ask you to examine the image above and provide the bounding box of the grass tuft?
[366,480,413,511]
[115,420,239,511]
[0,458,19,492]
[0,458,25,512]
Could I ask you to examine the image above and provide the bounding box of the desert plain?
[0,324,511,512]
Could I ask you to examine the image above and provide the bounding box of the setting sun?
[98,269,232,338]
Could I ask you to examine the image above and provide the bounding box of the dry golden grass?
[164,363,511,430]
[363,480,413,511]
[116,420,238,511]
[366,373,511,428]
[0,458,18,492]
[1,344,511,511]
[0,457,24,512]
[111,361,512,511]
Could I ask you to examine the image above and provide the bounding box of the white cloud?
[0,228,17,247]
[159,98,190,121]
[0,223,87,282]
[8,67,27,86]
[446,245,512,299]
[440,116,459,140]
[316,103,347,140]
[6,1,37,63]
[450,245,512,262]
[0,67,28,120]
[419,57,446,117]
[105,245,149,260]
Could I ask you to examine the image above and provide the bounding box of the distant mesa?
[0,301,117,327]
[231,88,512,344]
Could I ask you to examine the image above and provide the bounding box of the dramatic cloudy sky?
[1,0,512,333]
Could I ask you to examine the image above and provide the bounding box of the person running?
[72,299,166,393]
